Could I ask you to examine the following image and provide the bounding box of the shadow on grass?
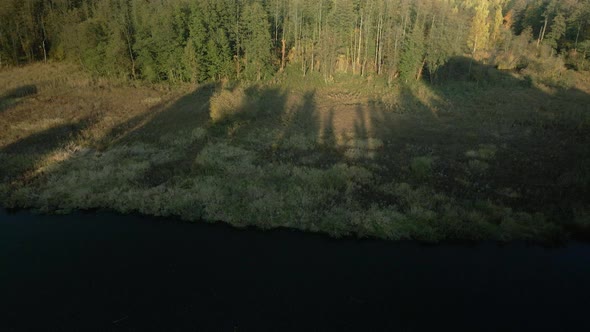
[97,83,219,148]
[0,85,38,113]
[2,57,590,241]
[0,116,96,181]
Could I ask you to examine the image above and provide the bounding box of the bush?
[194,143,257,176]
[523,50,574,88]
[209,88,247,123]
[410,156,434,179]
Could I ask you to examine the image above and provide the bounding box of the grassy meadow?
[1,60,589,243]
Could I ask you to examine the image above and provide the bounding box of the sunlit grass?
[1,63,589,243]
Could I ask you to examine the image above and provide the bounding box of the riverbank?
[1,62,589,242]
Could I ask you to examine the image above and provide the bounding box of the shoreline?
[3,206,585,247]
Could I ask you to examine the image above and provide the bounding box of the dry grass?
[1,63,589,243]
[209,88,247,122]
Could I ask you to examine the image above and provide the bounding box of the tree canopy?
[1,0,589,81]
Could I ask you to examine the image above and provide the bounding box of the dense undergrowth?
[1,60,589,243]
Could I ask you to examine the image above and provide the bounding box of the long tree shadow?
[1,116,96,181]
[432,58,590,212]
[352,56,590,239]
[2,56,589,241]
[98,82,219,148]
[0,85,38,113]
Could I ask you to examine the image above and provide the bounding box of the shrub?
[466,144,496,160]
[410,156,434,179]
[281,133,317,151]
[209,88,247,122]
[521,46,574,88]
[467,159,489,174]
[194,142,258,176]
[191,127,208,141]
[344,138,384,150]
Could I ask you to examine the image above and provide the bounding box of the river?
[1,208,589,331]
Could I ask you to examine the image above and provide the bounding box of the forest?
[2,0,590,83]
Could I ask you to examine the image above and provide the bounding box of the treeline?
[1,0,590,83]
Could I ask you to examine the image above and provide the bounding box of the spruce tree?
[240,2,273,81]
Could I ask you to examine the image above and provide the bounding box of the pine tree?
[240,2,273,81]
[205,29,232,80]
[545,13,566,52]
[184,1,207,82]
[399,12,425,82]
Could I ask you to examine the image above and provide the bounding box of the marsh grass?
[467,160,490,174]
[410,156,435,180]
[209,88,248,123]
[1,62,589,243]
[465,144,497,160]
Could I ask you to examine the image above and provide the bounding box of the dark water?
[1,209,589,331]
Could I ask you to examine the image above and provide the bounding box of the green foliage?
[410,156,434,179]
[326,0,356,52]
[3,0,588,84]
[205,29,232,80]
[467,159,489,174]
[240,2,274,81]
[545,13,566,51]
[465,144,497,161]
[524,46,573,88]
[133,1,189,82]
[425,6,462,82]
[399,14,426,82]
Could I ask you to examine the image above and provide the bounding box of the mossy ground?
[1,62,589,243]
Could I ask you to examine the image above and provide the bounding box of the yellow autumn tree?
[490,3,504,45]
[468,0,490,58]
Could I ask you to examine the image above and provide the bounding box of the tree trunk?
[41,17,48,63]
[123,29,136,79]
[416,58,426,81]
[258,63,261,81]
[537,16,548,47]
[375,14,383,75]
[469,39,477,74]
[575,23,581,51]
[42,40,47,63]
[281,39,286,72]
[357,14,363,75]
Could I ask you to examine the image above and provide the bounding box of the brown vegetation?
[1,62,589,242]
